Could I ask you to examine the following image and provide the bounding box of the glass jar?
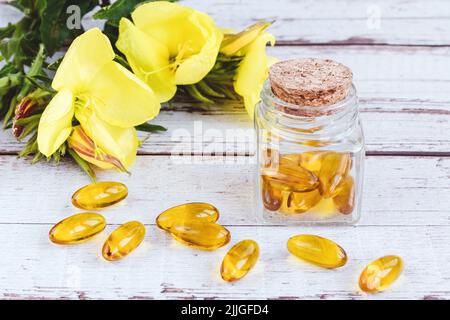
[255,81,365,224]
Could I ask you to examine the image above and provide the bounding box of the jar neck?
[257,80,359,141]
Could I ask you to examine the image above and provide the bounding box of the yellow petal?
[86,60,161,128]
[52,28,115,93]
[221,21,273,56]
[75,107,138,169]
[234,32,276,118]
[174,13,223,84]
[37,89,74,157]
[116,18,176,102]
[132,1,222,85]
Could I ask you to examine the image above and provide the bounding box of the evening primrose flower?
[116,1,223,102]
[37,28,160,169]
[224,23,276,118]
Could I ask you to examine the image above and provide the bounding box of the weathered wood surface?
[0,155,449,226]
[1,224,449,300]
[0,0,449,300]
[1,0,450,45]
[1,45,449,155]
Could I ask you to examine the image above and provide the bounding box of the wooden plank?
[0,224,448,299]
[0,45,449,155]
[2,100,449,155]
[1,0,450,45]
[0,155,449,226]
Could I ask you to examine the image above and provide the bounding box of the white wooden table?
[1,0,449,300]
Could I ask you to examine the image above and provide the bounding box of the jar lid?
[269,58,353,115]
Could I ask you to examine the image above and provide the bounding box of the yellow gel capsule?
[157,203,219,231]
[168,222,231,250]
[333,176,355,214]
[359,255,403,293]
[262,164,319,193]
[318,152,352,198]
[285,189,322,214]
[287,234,347,269]
[262,177,283,211]
[279,153,302,166]
[221,240,259,282]
[72,181,128,210]
[299,151,329,173]
[49,213,106,244]
[102,221,145,261]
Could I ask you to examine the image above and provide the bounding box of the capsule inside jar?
[318,152,352,198]
[260,149,355,218]
[262,164,319,193]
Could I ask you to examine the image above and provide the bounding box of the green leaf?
[47,57,63,71]
[25,76,55,93]
[39,0,99,55]
[94,0,149,20]
[68,148,97,182]
[0,72,22,97]
[18,44,46,100]
[0,23,15,41]
[136,122,168,133]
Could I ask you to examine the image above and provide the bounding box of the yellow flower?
[221,23,276,118]
[116,1,223,102]
[37,28,160,169]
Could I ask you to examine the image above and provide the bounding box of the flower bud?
[68,126,128,172]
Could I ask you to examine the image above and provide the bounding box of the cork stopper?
[269,58,353,116]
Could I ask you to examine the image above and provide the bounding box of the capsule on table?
[262,164,319,193]
[262,177,283,211]
[157,203,219,231]
[221,240,260,282]
[168,222,231,250]
[359,255,403,293]
[102,221,146,261]
[287,234,347,268]
[318,152,352,198]
[333,176,355,214]
[49,213,106,245]
[72,181,128,210]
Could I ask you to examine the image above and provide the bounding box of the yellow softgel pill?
[287,234,347,269]
[262,164,319,193]
[72,181,128,210]
[284,189,322,214]
[333,176,355,215]
[156,203,219,231]
[359,255,403,293]
[299,151,329,174]
[221,240,259,282]
[261,177,283,211]
[49,213,106,244]
[168,222,231,250]
[318,152,351,198]
[102,221,146,261]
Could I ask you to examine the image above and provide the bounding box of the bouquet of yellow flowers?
[0,0,275,180]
